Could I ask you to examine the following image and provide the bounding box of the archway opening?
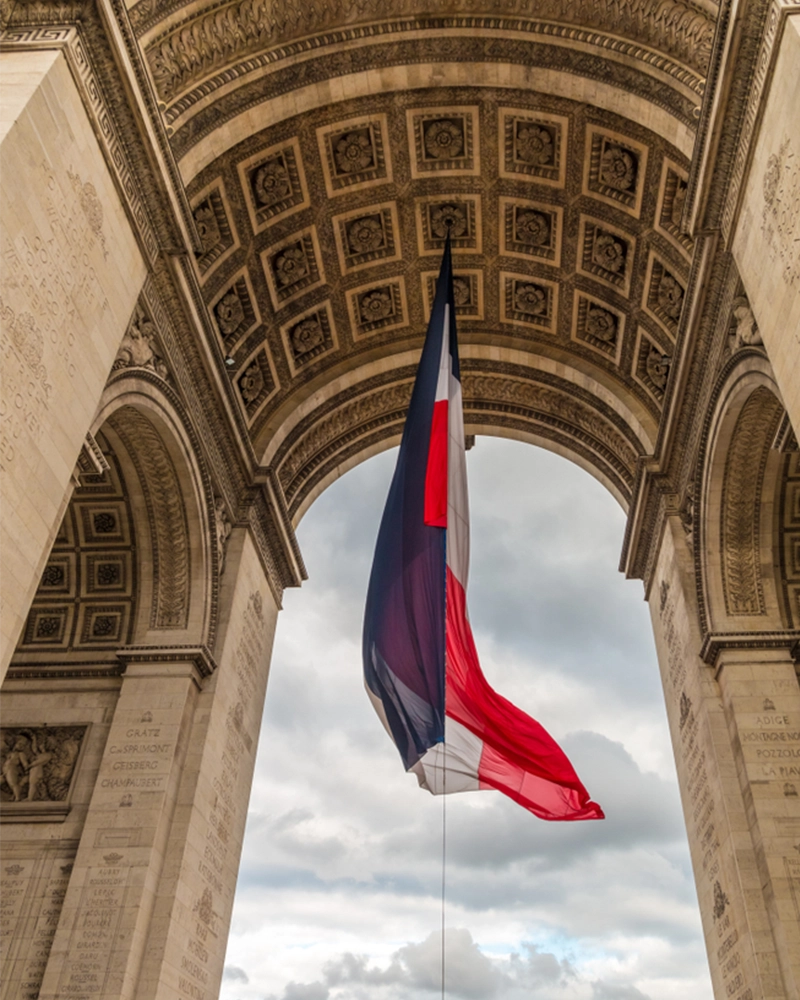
[223,438,713,999]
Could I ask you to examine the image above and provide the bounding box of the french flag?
[363,239,604,822]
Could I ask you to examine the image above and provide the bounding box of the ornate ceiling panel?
[83,1,718,514]
[177,77,694,505]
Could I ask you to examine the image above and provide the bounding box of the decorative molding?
[109,407,191,630]
[143,9,710,110]
[721,386,783,616]
[116,643,218,677]
[700,630,800,666]
[169,34,697,159]
[276,363,642,516]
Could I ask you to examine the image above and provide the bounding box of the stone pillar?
[33,527,279,1000]
[36,654,207,1000]
[650,518,800,1000]
[133,528,278,1000]
[711,646,800,999]
[0,47,146,679]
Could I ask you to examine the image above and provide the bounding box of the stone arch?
[93,375,218,648]
[8,377,217,675]
[263,347,656,524]
[697,354,789,636]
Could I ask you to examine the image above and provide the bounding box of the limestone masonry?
[0,1,799,998]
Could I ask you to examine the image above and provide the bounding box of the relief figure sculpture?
[0,727,86,803]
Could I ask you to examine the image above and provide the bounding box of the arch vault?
[0,1,799,998]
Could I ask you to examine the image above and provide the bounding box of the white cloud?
[222,440,712,1000]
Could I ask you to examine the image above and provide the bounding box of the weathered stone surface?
[1,3,798,998]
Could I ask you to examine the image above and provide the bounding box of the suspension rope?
[441,749,446,1000]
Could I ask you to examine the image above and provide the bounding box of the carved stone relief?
[1,726,87,817]
[729,295,763,350]
[213,497,232,575]
[113,303,169,380]
[142,5,713,105]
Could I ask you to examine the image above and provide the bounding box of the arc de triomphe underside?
[1,0,799,996]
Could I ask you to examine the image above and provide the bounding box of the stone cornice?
[701,630,800,666]
[117,643,218,676]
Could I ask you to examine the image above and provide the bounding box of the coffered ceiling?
[129,3,717,515]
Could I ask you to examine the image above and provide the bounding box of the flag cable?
[440,528,447,1000]
[441,223,452,1000]
[442,766,446,1000]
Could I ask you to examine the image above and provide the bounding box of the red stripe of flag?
[424,400,449,527]
[445,566,604,821]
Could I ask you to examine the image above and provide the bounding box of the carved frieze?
[277,368,639,515]
[142,6,713,105]
[1,725,87,820]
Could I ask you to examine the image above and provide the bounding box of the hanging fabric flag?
[362,238,604,821]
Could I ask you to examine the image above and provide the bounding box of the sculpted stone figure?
[2,734,30,801]
[214,497,233,574]
[113,305,169,378]
[0,727,86,803]
[731,296,762,347]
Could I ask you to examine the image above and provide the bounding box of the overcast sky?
[221,438,713,1000]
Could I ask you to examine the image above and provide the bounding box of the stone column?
[133,528,278,1000]
[34,527,279,1000]
[36,653,208,1000]
[0,47,146,679]
[650,518,800,1000]
[710,644,800,999]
